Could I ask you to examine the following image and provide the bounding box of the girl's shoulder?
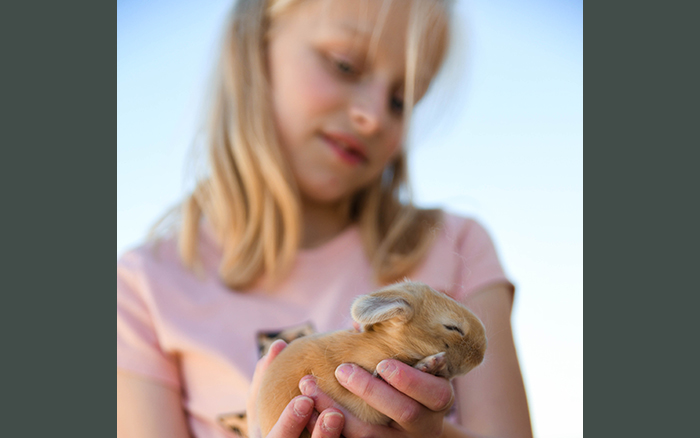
[118,234,179,275]
[117,223,220,289]
[414,210,510,300]
[438,210,494,247]
[117,236,180,303]
[119,217,222,269]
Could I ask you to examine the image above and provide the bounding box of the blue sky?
[118,1,583,436]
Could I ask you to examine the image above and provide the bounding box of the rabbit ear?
[351,294,414,331]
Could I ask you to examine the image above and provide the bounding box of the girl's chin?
[300,192,352,208]
[294,171,375,207]
[298,185,357,208]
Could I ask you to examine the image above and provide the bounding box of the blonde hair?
[171,0,451,289]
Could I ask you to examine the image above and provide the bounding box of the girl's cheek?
[298,65,344,111]
[385,131,403,157]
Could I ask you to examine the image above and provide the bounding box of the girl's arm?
[455,283,532,437]
[117,370,192,438]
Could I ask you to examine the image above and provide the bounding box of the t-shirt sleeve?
[117,252,180,388]
[453,219,515,302]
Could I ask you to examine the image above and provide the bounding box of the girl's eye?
[328,55,359,77]
[335,59,356,75]
[390,96,404,114]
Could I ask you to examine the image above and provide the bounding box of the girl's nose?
[349,83,389,136]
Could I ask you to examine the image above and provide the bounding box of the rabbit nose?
[471,340,486,364]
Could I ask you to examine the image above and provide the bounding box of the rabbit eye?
[443,324,464,336]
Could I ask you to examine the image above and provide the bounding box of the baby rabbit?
[257,281,487,437]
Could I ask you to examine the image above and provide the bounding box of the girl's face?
[267,0,446,205]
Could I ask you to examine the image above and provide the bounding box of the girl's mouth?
[321,132,368,165]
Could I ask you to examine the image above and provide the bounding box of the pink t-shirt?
[117,213,512,437]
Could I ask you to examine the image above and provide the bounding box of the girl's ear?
[351,293,414,331]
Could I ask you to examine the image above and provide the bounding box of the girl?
[117,0,532,437]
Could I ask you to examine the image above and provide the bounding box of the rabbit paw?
[414,352,448,377]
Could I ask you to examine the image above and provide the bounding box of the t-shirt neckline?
[296,224,360,261]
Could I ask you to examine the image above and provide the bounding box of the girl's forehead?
[293,0,410,33]
[317,3,410,51]
[302,2,444,54]
[271,0,449,96]
[282,0,446,42]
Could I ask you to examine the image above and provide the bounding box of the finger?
[306,410,319,434]
[253,340,288,389]
[310,409,345,438]
[300,374,400,438]
[261,340,288,371]
[335,363,428,430]
[376,359,454,412]
[299,375,335,412]
[248,340,289,434]
[267,395,314,438]
[267,339,288,359]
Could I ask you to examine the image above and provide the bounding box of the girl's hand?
[300,360,454,438]
[265,396,345,438]
[247,340,346,438]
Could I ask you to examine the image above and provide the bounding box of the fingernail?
[377,359,397,379]
[293,397,313,417]
[270,339,286,352]
[322,412,343,431]
[335,363,355,384]
[299,376,317,396]
[264,339,285,358]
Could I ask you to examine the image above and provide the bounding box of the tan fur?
[257,281,487,437]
